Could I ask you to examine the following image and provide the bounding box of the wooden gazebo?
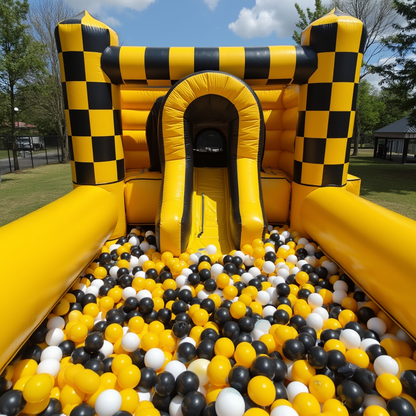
[373,116,416,164]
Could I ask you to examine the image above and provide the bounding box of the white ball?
[122,287,137,300]
[360,338,380,351]
[211,263,224,278]
[262,305,276,317]
[138,254,149,266]
[136,289,152,301]
[312,306,329,321]
[256,291,271,306]
[139,242,150,252]
[179,337,196,347]
[286,255,298,265]
[134,271,145,278]
[169,395,184,416]
[45,328,64,346]
[321,260,338,275]
[367,317,387,336]
[266,287,278,303]
[189,254,200,265]
[181,268,193,277]
[91,279,104,288]
[138,390,152,401]
[129,236,140,245]
[86,285,99,296]
[332,290,348,305]
[308,293,323,309]
[296,260,308,269]
[144,348,165,370]
[298,238,309,246]
[95,389,122,416]
[248,267,261,278]
[254,319,272,334]
[215,388,245,416]
[281,230,290,239]
[241,273,253,285]
[40,346,62,362]
[187,359,210,386]
[271,276,285,287]
[36,358,60,377]
[164,360,187,379]
[277,268,290,279]
[244,255,255,267]
[287,381,309,403]
[306,313,324,331]
[47,316,65,330]
[109,266,119,278]
[121,332,140,352]
[304,243,316,255]
[339,329,361,350]
[374,355,399,376]
[175,275,187,288]
[290,267,300,275]
[206,244,217,255]
[197,290,209,300]
[99,340,114,358]
[305,256,317,267]
[262,261,276,274]
[270,405,299,416]
[233,251,245,260]
[363,394,387,408]
[333,280,349,291]
[109,243,120,252]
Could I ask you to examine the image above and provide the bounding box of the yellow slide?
[187,168,234,255]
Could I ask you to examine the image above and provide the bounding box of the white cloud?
[229,0,323,40]
[204,0,219,11]
[64,0,155,15]
[102,16,122,27]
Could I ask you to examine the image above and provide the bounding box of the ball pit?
[1,226,416,416]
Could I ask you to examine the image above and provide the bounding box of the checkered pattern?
[100,45,317,87]
[294,9,366,187]
[56,11,124,186]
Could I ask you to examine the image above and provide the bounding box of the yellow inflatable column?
[55,11,126,239]
[291,9,366,236]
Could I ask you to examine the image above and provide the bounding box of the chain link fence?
[0,135,64,175]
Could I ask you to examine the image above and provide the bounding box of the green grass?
[0,149,415,228]
[0,163,73,227]
[349,149,416,221]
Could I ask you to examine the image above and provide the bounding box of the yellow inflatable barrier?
[0,186,117,369]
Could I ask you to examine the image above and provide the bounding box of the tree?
[374,0,416,126]
[29,0,76,162]
[0,0,46,171]
[292,0,330,44]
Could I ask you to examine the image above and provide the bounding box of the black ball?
[187,273,201,286]
[400,370,416,400]
[356,307,377,325]
[238,316,254,333]
[172,321,191,339]
[58,340,76,357]
[336,380,365,411]
[22,344,43,363]
[273,309,290,325]
[251,340,268,356]
[138,367,157,391]
[327,349,346,371]
[202,402,217,416]
[199,269,211,282]
[213,308,231,327]
[38,398,62,416]
[0,389,26,416]
[84,358,104,375]
[307,346,328,369]
[204,279,217,292]
[352,368,376,393]
[157,308,172,325]
[320,329,340,343]
[387,396,416,416]
[365,343,387,364]
[222,321,240,339]
[152,392,172,413]
[69,403,95,416]
[271,357,287,382]
[181,391,207,416]
[119,274,133,288]
[250,355,276,379]
[176,342,197,364]
[200,328,219,342]
[71,347,91,365]
[84,332,104,353]
[277,283,290,297]
[123,296,139,313]
[131,348,146,369]
[282,339,305,361]
[102,357,114,373]
[139,298,154,315]
[228,365,250,394]
[296,332,315,353]
[172,300,188,315]
[176,371,200,396]
[154,371,176,396]
[289,315,306,331]
[200,298,216,314]
[92,320,108,333]
[274,381,288,400]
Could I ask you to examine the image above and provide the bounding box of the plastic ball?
[229,365,251,394]
[187,359,210,387]
[375,373,402,399]
[21,374,53,403]
[291,360,316,385]
[94,389,122,416]
[367,318,387,336]
[181,391,206,416]
[74,369,100,395]
[155,371,176,397]
[121,332,140,352]
[386,396,416,416]
[118,364,141,389]
[247,375,276,406]
[292,392,320,416]
[270,405,299,416]
[374,355,399,376]
[215,387,245,416]
[287,381,309,403]
[322,398,349,416]
[175,370,200,396]
[309,375,335,403]
[336,380,365,412]
[144,348,166,371]
[69,403,96,416]
[36,358,60,377]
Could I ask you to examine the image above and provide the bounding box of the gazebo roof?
[374,116,416,137]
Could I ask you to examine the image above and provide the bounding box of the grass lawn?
[349,149,416,221]
[0,149,415,227]
[0,163,73,227]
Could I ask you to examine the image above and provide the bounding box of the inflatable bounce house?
[1,8,416,416]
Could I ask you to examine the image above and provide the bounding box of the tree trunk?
[58,118,69,163]
[10,93,20,171]
[351,114,361,156]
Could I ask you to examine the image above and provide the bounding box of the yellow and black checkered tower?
[291,9,367,236]
[55,11,126,239]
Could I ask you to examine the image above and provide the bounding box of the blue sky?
[58,0,317,47]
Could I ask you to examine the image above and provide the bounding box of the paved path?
[0,150,61,175]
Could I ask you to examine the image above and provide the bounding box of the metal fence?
[0,135,63,175]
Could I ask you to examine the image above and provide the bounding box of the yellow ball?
[67,322,89,343]
[192,308,209,326]
[117,364,141,389]
[104,323,124,344]
[214,337,235,358]
[230,301,247,319]
[375,373,402,399]
[216,273,230,289]
[247,375,275,406]
[322,398,349,416]
[292,392,321,416]
[22,374,53,403]
[111,354,133,376]
[120,388,140,414]
[291,360,316,385]
[234,342,257,368]
[207,356,231,387]
[141,332,160,351]
[74,369,100,395]
[363,405,390,416]
[345,348,370,368]
[243,408,269,416]
[309,375,335,403]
